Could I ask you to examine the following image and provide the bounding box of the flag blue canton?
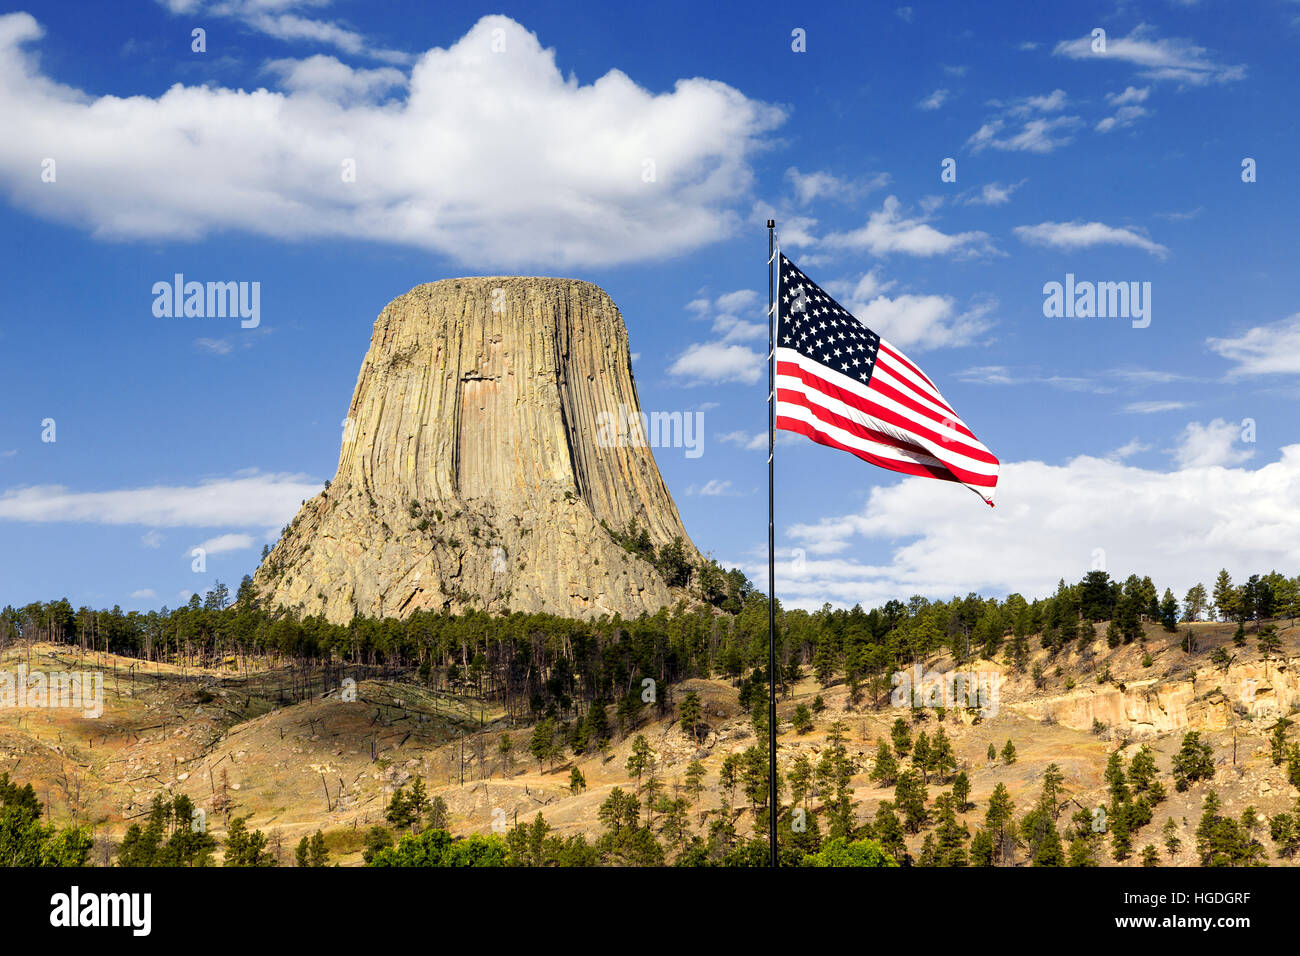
[779,254,881,385]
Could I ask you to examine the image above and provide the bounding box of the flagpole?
[766,218,778,868]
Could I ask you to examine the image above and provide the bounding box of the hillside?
[2,613,1298,865]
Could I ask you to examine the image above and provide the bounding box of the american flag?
[775,253,1000,506]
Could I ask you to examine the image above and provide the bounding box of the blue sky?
[2,0,1298,613]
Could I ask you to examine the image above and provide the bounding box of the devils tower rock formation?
[254,277,702,623]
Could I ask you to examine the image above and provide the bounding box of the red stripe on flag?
[777,360,998,468]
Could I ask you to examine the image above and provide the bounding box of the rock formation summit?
[254,277,702,623]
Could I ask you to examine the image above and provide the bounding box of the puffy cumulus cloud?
[1053,24,1245,86]
[0,13,783,268]
[743,446,1300,610]
[264,54,406,101]
[821,196,996,259]
[1207,315,1300,376]
[671,289,769,385]
[668,342,762,386]
[1013,220,1169,258]
[825,271,996,352]
[0,472,322,527]
[1172,418,1254,468]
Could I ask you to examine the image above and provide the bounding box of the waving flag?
[775,253,1000,505]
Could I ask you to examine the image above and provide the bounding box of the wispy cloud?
[963,180,1026,206]
[157,0,414,64]
[1207,315,1300,376]
[0,472,321,527]
[917,88,949,110]
[967,89,1081,154]
[1053,24,1245,85]
[1123,400,1190,414]
[1013,220,1169,258]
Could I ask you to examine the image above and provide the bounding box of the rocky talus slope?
[255,277,701,622]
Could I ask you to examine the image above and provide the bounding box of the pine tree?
[930,725,957,781]
[678,691,702,743]
[385,786,413,831]
[1033,821,1065,866]
[1162,818,1181,858]
[891,717,912,757]
[952,771,971,812]
[684,760,707,801]
[894,769,929,834]
[912,731,932,781]
[1000,739,1017,765]
[870,739,898,786]
[1212,569,1235,622]
[1172,731,1215,791]
[792,703,813,734]
[568,767,587,794]
[308,830,328,866]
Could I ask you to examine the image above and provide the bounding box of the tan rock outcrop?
[254,277,701,622]
[1013,658,1300,737]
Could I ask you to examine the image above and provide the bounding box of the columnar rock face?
[254,277,701,623]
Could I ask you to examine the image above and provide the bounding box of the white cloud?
[833,278,997,352]
[1172,418,1254,468]
[1154,207,1202,222]
[192,532,257,554]
[917,88,949,110]
[1124,400,1189,414]
[1001,88,1068,114]
[141,530,164,548]
[1096,104,1149,132]
[264,54,406,101]
[822,196,996,258]
[1053,24,1245,85]
[686,479,734,497]
[966,115,1081,153]
[196,338,234,355]
[129,588,158,600]
[159,0,413,64]
[0,472,321,526]
[1108,86,1150,105]
[668,343,762,386]
[895,6,914,22]
[0,13,783,269]
[1207,315,1300,376]
[673,289,767,384]
[719,430,798,451]
[1013,220,1169,257]
[967,89,1081,154]
[1106,438,1150,460]
[785,167,888,205]
[964,180,1025,206]
[752,445,1300,609]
